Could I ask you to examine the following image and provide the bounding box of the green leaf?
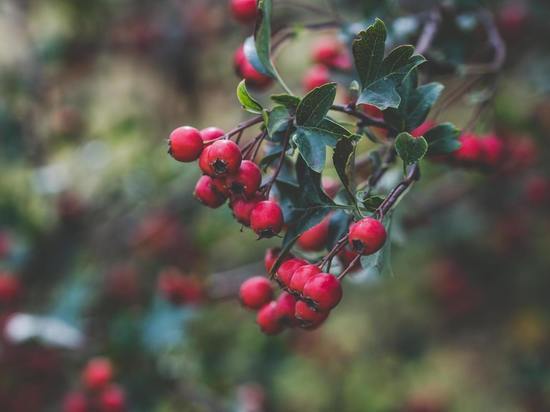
[319,118,352,137]
[424,123,462,155]
[381,45,415,74]
[357,77,402,110]
[243,36,273,78]
[252,0,276,77]
[359,194,384,211]
[333,138,356,200]
[296,156,333,205]
[395,132,428,165]
[236,80,263,114]
[296,83,337,127]
[293,129,327,173]
[327,210,352,249]
[271,94,301,112]
[406,82,444,130]
[259,144,284,169]
[266,106,291,141]
[352,19,387,88]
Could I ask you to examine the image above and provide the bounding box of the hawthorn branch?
[330,104,397,133]
[204,116,263,144]
[338,254,361,280]
[319,235,349,270]
[376,163,420,219]
[262,120,293,196]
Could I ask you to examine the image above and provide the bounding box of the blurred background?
[0,0,549,411]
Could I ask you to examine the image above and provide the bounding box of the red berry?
[63,392,89,412]
[303,65,330,92]
[168,126,203,162]
[303,273,343,311]
[454,133,483,164]
[98,385,126,412]
[230,0,257,24]
[276,258,307,288]
[480,134,504,167]
[205,140,242,176]
[250,200,284,238]
[348,217,387,255]
[312,37,342,66]
[224,160,262,198]
[82,358,113,391]
[289,264,321,294]
[234,46,273,90]
[0,273,21,305]
[295,300,329,328]
[194,175,227,208]
[264,248,294,273]
[201,127,225,142]
[256,301,284,335]
[239,276,273,310]
[297,218,330,251]
[230,195,263,226]
[198,145,214,176]
[275,292,298,327]
[157,268,204,305]
[210,177,231,197]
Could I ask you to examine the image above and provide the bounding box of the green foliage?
[395,132,428,166]
[237,80,263,114]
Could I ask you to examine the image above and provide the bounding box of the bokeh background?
[1,0,550,411]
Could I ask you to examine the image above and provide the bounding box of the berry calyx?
[303,273,343,311]
[303,64,330,92]
[230,195,263,226]
[297,217,330,251]
[82,358,113,391]
[250,200,284,238]
[275,292,298,327]
[276,258,307,288]
[168,126,204,162]
[256,301,284,335]
[230,0,258,24]
[224,160,262,198]
[289,264,321,294]
[205,140,242,176]
[295,300,329,328]
[348,217,387,255]
[194,176,227,208]
[239,276,273,310]
[201,127,225,142]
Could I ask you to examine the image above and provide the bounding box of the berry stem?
[337,254,361,280]
[262,120,293,196]
[318,235,349,270]
[330,104,397,133]
[376,163,420,219]
[204,116,263,144]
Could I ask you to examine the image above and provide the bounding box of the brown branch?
[376,163,420,219]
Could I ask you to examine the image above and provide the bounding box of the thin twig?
[262,120,293,196]
[338,254,361,280]
[376,164,420,219]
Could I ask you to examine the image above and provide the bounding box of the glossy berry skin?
[198,145,214,176]
[231,195,262,226]
[303,273,343,311]
[275,292,298,327]
[289,264,321,294]
[98,385,126,412]
[250,200,284,238]
[210,177,231,197]
[303,64,330,92]
[256,301,284,335]
[194,176,226,208]
[224,160,262,198]
[205,140,242,176]
[63,392,88,412]
[297,218,329,251]
[454,133,483,164]
[239,276,273,310]
[234,46,273,90]
[0,274,21,305]
[348,217,387,255]
[276,258,307,288]
[295,300,329,328]
[168,126,203,162]
[230,0,257,24]
[82,358,113,391]
[201,127,225,142]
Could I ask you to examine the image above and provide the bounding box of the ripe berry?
[250,200,284,238]
[303,273,343,311]
[239,276,273,310]
[211,177,231,197]
[312,37,342,66]
[348,217,387,255]
[276,258,307,288]
[275,292,298,327]
[297,217,329,251]
[289,264,321,294]
[194,176,227,208]
[303,64,330,92]
[230,0,257,24]
[168,126,203,162]
[230,195,262,226]
[0,273,21,305]
[256,301,284,335]
[224,160,262,198]
[198,145,214,176]
[480,134,504,167]
[157,268,204,305]
[98,385,126,412]
[205,140,242,176]
[454,133,483,164]
[82,358,113,391]
[234,46,273,90]
[201,127,225,142]
[63,392,88,412]
[264,248,295,273]
[295,300,329,328]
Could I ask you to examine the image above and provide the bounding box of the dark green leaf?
[252,0,276,77]
[319,118,352,137]
[381,45,414,74]
[327,210,352,249]
[395,132,428,165]
[333,138,356,200]
[357,77,401,110]
[266,106,291,141]
[236,80,263,114]
[424,123,462,155]
[243,36,273,77]
[293,129,328,173]
[259,144,283,169]
[296,83,337,127]
[405,82,444,130]
[362,195,384,211]
[271,94,301,112]
[352,19,387,88]
[296,156,333,205]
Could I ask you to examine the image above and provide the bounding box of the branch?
[376,163,420,219]
[330,104,397,133]
[416,8,442,54]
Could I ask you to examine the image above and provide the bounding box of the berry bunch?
[63,358,127,412]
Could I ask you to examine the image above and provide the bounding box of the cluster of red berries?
[168,126,284,238]
[239,217,387,335]
[157,267,204,305]
[63,358,126,412]
[303,37,351,92]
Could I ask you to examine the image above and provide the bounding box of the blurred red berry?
[295,300,329,328]
[0,273,21,305]
[256,302,284,335]
[201,127,225,142]
[82,358,113,391]
[98,385,126,412]
[239,276,273,310]
[303,65,330,92]
[158,268,204,305]
[297,217,330,251]
[275,292,298,327]
[230,0,257,24]
[63,392,89,412]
